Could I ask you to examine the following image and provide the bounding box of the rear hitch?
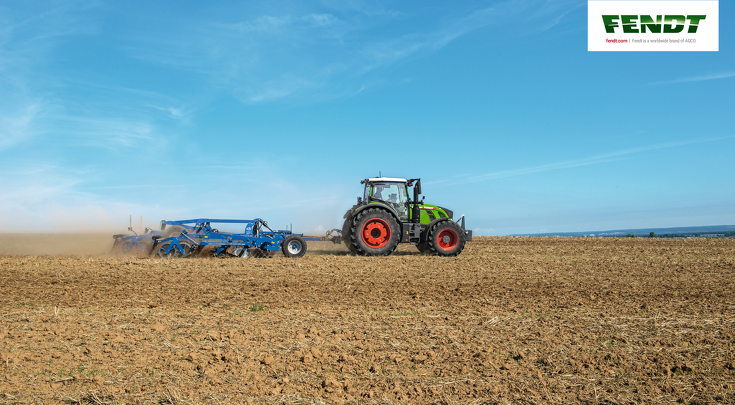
[456,215,473,241]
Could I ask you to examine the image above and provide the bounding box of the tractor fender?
[420,218,452,243]
[342,205,360,219]
[349,203,402,226]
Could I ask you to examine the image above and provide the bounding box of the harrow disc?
[232,246,249,258]
[157,242,192,258]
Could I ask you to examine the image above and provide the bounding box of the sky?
[0,0,733,236]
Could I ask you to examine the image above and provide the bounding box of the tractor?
[341,177,472,256]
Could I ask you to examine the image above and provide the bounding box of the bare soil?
[0,236,734,404]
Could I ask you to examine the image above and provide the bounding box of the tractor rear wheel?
[281,235,307,258]
[350,208,400,256]
[427,220,466,257]
[342,216,358,255]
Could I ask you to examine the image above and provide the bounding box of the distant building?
[701,234,725,238]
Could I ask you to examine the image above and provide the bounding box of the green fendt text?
[602,15,706,34]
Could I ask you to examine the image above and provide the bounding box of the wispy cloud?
[121,0,581,104]
[435,136,734,186]
[224,13,340,33]
[0,2,169,152]
[147,104,195,122]
[47,116,156,148]
[650,72,735,85]
[0,101,42,151]
[0,163,149,232]
[528,0,586,33]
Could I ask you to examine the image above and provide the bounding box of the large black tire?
[350,208,400,256]
[342,216,358,255]
[281,235,307,258]
[427,220,466,257]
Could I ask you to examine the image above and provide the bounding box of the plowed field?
[1,236,734,404]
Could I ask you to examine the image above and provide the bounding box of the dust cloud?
[0,233,113,256]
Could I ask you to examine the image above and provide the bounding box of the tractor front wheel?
[350,208,400,256]
[427,220,466,257]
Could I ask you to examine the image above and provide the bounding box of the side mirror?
[415,179,422,195]
[128,227,134,232]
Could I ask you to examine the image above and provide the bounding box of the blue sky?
[0,0,733,235]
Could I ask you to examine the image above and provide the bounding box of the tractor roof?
[366,177,407,183]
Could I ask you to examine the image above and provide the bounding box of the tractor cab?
[361,178,411,220]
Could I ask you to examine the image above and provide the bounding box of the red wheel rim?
[437,229,458,250]
[362,218,391,248]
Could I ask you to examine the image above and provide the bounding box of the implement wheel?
[350,208,400,256]
[427,220,466,257]
[281,235,307,258]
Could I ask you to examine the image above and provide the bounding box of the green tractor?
[340,177,472,256]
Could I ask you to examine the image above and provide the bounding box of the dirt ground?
[0,236,734,404]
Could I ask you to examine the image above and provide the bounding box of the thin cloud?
[528,0,586,33]
[121,0,581,104]
[84,184,194,190]
[148,104,194,122]
[437,136,734,186]
[42,116,155,149]
[650,72,735,85]
[0,101,42,151]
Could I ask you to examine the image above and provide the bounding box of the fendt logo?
[588,1,719,52]
[602,15,706,34]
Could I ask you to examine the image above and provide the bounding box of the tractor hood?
[419,204,453,219]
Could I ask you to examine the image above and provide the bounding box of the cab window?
[371,182,409,219]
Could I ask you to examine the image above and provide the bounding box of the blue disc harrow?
[150,218,308,258]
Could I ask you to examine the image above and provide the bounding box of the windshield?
[370,182,409,219]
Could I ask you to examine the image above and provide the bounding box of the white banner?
[588,1,719,51]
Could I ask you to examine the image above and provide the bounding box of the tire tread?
[427,220,466,257]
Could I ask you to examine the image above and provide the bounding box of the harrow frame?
[152,218,305,258]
